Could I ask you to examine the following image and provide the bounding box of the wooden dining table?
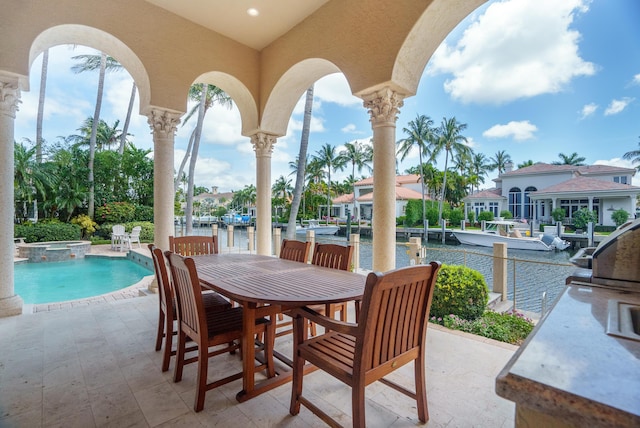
[192,253,366,402]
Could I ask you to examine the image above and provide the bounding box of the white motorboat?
[295,219,340,235]
[452,221,570,251]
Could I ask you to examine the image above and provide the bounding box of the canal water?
[181,225,577,315]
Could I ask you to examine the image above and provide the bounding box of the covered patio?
[0,292,516,426]
[0,0,485,317]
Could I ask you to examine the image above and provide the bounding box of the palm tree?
[489,150,512,174]
[553,152,586,166]
[623,138,640,170]
[430,117,470,223]
[338,140,373,222]
[72,51,107,219]
[397,114,436,233]
[14,141,53,221]
[518,160,535,169]
[179,83,233,234]
[470,153,491,193]
[286,86,314,239]
[36,49,49,163]
[313,143,344,220]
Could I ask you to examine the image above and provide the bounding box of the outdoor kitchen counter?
[496,282,640,428]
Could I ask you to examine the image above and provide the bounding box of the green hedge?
[430,264,489,321]
[15,222,82,243]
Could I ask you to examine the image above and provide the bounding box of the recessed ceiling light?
[247,8,259,17]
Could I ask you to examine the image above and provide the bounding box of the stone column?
[0,75,23,317]
[362,88,404,272]
[251,133,276,255]
[148,108,181,251]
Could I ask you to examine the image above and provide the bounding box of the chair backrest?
[148,244,172,315]
[112,224,125,235]
[166,252,207,344]
[280,239,311,263]
[356,262,441,373]
[169,235,218,256]
[130,226,142,237]
[311,243,353,271]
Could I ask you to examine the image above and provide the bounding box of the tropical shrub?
[551,207,566,223]
[95,201,136,224]
[499,210,513,219]
[429,264,489,321]
[396,216,406,226]
[71,214,98,239]
[447,208,464,226]
[611,209,629,227]
[467,210,475,225]
[431,310,534,345]
[126,221,155,242]
[15,222,82,242]
[477,210,494,222]
[134,204,154,222]
[572,208,597,230]
[404,199,422,226]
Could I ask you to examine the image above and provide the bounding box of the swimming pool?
[15,257,153,304]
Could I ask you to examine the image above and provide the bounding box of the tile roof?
[531,176,640,195]
[464,188,505,199]
[499,162,635,177]
[332,193,354,204]
[577,164,636,176]
[354,174,420,186]
[357,186,425,202]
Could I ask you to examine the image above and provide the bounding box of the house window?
[489,202,499,217]
[509,187,522,218]
[473,202,486,217]
[613,176,628,184]
[524,186,537,219]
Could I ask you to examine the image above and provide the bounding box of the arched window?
[524,186,537,219]
[509,187,521,218]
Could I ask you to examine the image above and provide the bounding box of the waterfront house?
[464,163,639,226]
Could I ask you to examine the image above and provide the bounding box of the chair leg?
[289,315,305,416]
[352,384,366,428]
[173,331,187,382]
[194,346,208,412]
[415,358,429,422]
[155,308,164,351]
[161,317,173,372]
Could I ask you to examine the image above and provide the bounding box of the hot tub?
[17,241,92,262]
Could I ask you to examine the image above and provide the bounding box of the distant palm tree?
[338,140,372,221]
[397,114,436,232]
[470,153,491,193]
[14,142,53,221]
[489,150,512,174]
[553,152,586,166]
[313,143,344,220]
[286,86,313,239]
[430,117,470,223]
[622,139,640,170]
[518,160,535,169]
[272,175,293,200]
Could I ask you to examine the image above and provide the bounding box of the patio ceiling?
[145,0,329,50]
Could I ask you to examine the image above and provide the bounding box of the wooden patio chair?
[166,251,276,412]
[148,245,231,372]
[308,242,354,335]
[273,239,312,337]
[289,261,442,427]
[169,235,218,256]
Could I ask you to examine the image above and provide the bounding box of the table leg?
[237,301,257,401]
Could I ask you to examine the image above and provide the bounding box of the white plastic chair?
[111,224,126,250]
[124,226,142,249]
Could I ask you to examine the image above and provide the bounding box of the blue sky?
[14,0,640,193]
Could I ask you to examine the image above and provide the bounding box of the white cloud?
[427,0,595,104]
[632,73,640,86]
[604,97,634,116]
[341,123,357,133]
[314,74,361,107]
[580,102,598,119]
[483,120,537,141]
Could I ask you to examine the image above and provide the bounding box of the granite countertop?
[496,282,640,428]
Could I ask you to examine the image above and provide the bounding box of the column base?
[0,294,24,317]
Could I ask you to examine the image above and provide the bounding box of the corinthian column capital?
[147,108,181,139]
[251,132,277,157]
[0,80,21,119]
[362,88,404,127]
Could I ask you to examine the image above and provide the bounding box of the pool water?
[15,258,153,304]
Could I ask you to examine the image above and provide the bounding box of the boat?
[452,220,570,251]
[295,219,340,235]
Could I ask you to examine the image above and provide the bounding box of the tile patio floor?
[3,246,517,427]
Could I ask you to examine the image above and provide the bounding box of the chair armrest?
[290,306,359,335]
